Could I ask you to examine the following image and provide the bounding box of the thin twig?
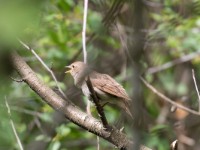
[2,105,42,117]
[18,39,67,99]
[82,0,88,64]
[147,51,200,74]
[140,77,200,116]
[10,76,24,82]
[5,98,24,150]
[86,77,109,129]
[97,136,100,150]
[192,69,200,112]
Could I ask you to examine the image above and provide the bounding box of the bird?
[65,61,132,118]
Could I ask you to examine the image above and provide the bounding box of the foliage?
[0,0,200,149]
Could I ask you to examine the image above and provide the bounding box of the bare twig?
[82,0,88,64]
[147,51,200,74]
[97,136,100,150]
[86,77,109,129]
[7,106,42,117]
[140,77,200,116]
[18,39,67,99]
[192,69,200,112]
[5,98,24,150]
[10,76,25,82]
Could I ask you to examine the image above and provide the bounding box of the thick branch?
[10,52,129,149]
[10,52,151,150]
[18,39,67,99]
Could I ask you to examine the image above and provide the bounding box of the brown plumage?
[65,61,132,117]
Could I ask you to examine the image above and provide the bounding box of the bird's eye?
[72,65,75,68]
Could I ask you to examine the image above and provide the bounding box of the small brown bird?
[65,61,132,117]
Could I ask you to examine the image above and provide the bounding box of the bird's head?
[65,61,87,78]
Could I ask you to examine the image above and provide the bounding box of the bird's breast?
[81,82,91,98]
[81,83,108,101]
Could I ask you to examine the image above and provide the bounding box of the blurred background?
[1,0,200,150]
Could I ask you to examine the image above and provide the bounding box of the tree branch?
[147,51,200,74]
[86,77,109,129]
[10,52,137,149]
[18,39,67,99]
[140,77,200,116]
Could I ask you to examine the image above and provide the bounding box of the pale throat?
[73,70,88,87]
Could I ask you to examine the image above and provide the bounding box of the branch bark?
[10,52,151,150]
[86,77,109,129]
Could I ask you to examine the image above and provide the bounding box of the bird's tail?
[122,100,133,119]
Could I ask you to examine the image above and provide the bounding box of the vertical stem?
[82,0,88,64]
[5,98,24,150]
[192,69,200,112]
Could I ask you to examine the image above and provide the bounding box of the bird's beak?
[65,65,72,73]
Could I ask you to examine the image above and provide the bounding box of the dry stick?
[147,51,200,74]
[11,52,142,149]
[192,69,200,112]
[5,98,24,150]
[140,77,200,116]
[86,77,109,129]
[18,39,67,99]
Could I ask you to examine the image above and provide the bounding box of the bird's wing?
[90,73,131,101]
